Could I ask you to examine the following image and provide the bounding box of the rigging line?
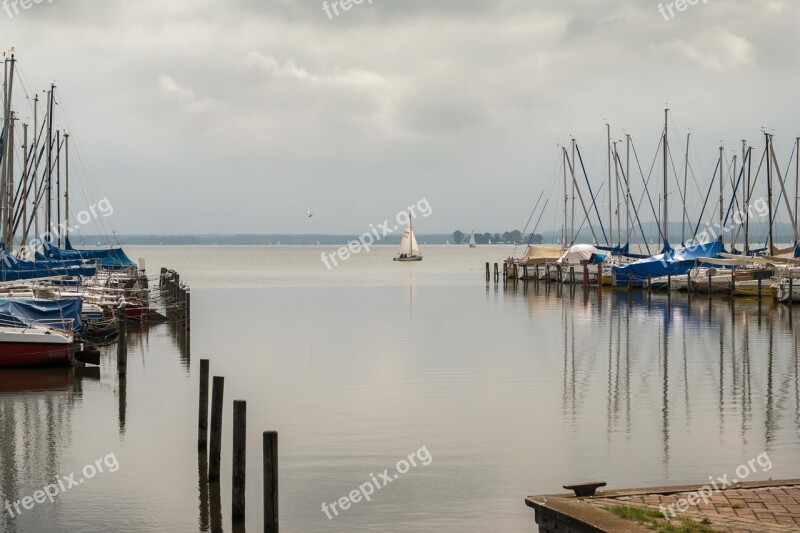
[630,136,662,239]
[516,189,545,257]
[666,142,692,243]
[690,158,721,242]
[615,149,650,255]
[571,183,606,245]
[575,142,609,245]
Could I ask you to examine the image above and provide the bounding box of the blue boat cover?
[0,245,96,282]
[0,298,83,334]
[612,240,724,286]
[38,239,135,269]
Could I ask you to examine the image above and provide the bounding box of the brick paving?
[588,482,800,532]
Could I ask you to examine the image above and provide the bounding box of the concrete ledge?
[526,495,651,533]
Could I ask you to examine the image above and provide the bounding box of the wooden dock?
[526,479,800,532]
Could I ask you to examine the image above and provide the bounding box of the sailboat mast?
[562,144,568,245]
[718,145,724,245]
[56,129,61,247]
[614,140,621,245]
[46,85,54,236]
[607,122,613,243]
[625,133,631,245]
[21,122,28,248]
[1,54,16,246]
[32,94,38,243]
[663,108,669,244]
[570,138,576,244]
[408,213,413,255]
[765,132,774,254]
[65,132,69,243]
[682,132,690,244]
[6,111,14,248]
[745,145,751,255]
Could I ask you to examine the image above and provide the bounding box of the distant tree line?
[452,230,542,245]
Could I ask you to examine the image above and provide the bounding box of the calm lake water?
[1,245,799,532]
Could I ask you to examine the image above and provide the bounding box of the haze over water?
[1,245,798,532]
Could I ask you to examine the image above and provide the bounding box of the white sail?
[469,232,476,246]
[399,220,421,256]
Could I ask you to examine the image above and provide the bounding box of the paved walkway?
[587,480,800,532]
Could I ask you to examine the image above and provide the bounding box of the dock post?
[494,263,499,283]
[232,400,246,521]
[597,264,602,286]
[647,273,652,293]
[790,275,794,307]
[758,279,762,301]
[159,267,166,288]
[627,272,632,291]
[198,359,209,449]
[545,264,550,282]
[116,305,127,377]
[485,262,490,282]
[582,265,588,288]
[730,273,736,298]
[209,376,225,481]
[708,270,713,298]
[523,265,528,281]
[570,266,575,285]
[263,431,279,533]
[535,264,540,282]
[185,290,191,333]
[667,275,671,292]
[503,262,508,279]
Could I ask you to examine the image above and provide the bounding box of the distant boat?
[394,218,423,261]
[469,232,477,248]
[488,238,492,245]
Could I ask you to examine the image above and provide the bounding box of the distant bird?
[307,210,314,218]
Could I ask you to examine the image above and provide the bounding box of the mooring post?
[667,274,671,292]
[758,278,762,301]
[730,272,736,298]
[627,272,632,290]
[263,431,279,533]
[707,270,713,299]
[790,275,794,307]
[582,264,588,288]
[159,267,166,288]
[185,290,191,333]
[523,265,528,281]
[198,359,209,449]
[494,263,499,283]
[209,376,225,481]
[597,263,603,286]
[232,400,247,521]
[535,264,540,282]
[570,266,575,285]
[647,273,652,293]
[117,303,127,377]
[485,262,490,282]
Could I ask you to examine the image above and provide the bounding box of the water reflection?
[513,281,800,473]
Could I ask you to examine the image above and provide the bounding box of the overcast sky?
[2,0,798,236]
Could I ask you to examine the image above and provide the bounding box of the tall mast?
[562,144,567,245]
[765,132,774,254]
[46,84,55,238]
[625,133,631,245]
[718,145,724,245]
[21,122,28,248]
[6,111,14,247]
[795,137,799,244]
[56,129,61,246]
[33,94,38,242]
[731,153,737,251]
[607,122,613,244]
[570,138,576,244]
[1,54,16,246]
[65,132,69,244]
[613,140,621,245]
[663,108,669,245]
[745,145,751,256]
[682,132,690,244]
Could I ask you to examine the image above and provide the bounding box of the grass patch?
[605,504,716,533]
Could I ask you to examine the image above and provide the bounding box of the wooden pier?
[526,479,800,532]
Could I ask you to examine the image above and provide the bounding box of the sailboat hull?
[394,256,423,262]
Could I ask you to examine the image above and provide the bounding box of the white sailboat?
[469,232,477,248]
[394,218,423,261]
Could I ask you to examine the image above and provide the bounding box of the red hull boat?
[0,327,79,368]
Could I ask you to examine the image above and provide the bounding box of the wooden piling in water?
[209,376,225,481]
[117,307,127,377]
[570,266,575,285]
[232,400,246,521]
[198,359,209,449]
[485,262,490,282]
[708,270,713,299]
[582,265,588,288]
[263,431,279,533]
[185,290,191,333]
[647,273,652,293]
[758,278,763,301]
[494,263,499,283]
